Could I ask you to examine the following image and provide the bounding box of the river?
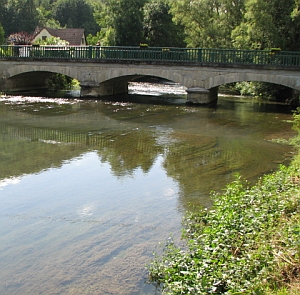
[0,84,296,295]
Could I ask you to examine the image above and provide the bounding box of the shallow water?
[0,91,296,295]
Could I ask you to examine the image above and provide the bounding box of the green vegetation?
[0,23,4,44]
[33,36,69,46]
[52,0,99,35]
[1,0,300,50]
[233,82,294,101]
[148,111,300,294]
[142,0,185,47]
[46,73,75,91]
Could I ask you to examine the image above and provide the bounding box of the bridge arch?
[3,63,190,88]
[2,64,81,93]
[205,71,300,91]
[3,64,80,81]
[76,66,191,88]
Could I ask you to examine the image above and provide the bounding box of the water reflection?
[0,94,296,295]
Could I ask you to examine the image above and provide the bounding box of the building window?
[42,36,47,41]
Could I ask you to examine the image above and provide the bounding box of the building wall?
[32,29,53,43]
[80,35,86,46]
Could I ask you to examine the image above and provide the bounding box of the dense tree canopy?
[289,1,300,51]
[170,0,246,48]
[232,0,295,50]
[53,0,99,35]
[0,23,4,44]
[0,0,39,37]
[1,0,299,50]
[109,0,146,46]
[143,0,185,47]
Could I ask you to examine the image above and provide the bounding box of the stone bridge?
[1,46,300,104]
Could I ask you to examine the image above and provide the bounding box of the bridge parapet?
[1,45,300,68]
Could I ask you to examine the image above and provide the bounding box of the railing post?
[88,46,92,59]
[197,49,202,62]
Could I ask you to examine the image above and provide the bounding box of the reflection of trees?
[0,127,87,179]
[163,133,254,210]
[1,101,291,212]
[163,133,223,209]
[0,123,163,180]
[95,129,163,176]
[163,130,291,211]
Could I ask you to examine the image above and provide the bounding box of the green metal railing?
[1,45,300,67]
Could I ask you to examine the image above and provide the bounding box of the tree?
[143,0,185,47]
[1,0,19,36]
[0,0,39,36]
[232,0,295,50]
[17,0,39,33]
[230,0,297,100]
[53,0,99,35]
[0,23,4,44]
[288,1,300,51]
[0,0,6,26]
[170,0,246,48]
[111,0,146,46]
[92,0,117,45]
[36,6,61,29]
[7,31,33,44]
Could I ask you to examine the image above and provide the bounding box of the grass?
[147,110,300,294]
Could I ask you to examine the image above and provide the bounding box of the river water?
[0,84,296,295]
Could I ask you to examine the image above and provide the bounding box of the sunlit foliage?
[148,166,300,294]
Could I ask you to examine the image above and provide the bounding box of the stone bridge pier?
[186,87,218,104]
[80,81,217,104]
[76,63,219,104]
[80,79,130,98]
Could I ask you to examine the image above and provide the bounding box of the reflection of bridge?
[1,46,300,104]
[2,124,122,147]
[1,124,158,153]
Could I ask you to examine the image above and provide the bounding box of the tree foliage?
[53,0,99,35]
[0,23,4,44]
[143,0,185,47]
[232,0,295,50]
[109,0,146,46]
[33,36,69,45]
[1,0,299,50]
[36,6,61,29]
[1,0,39,36]
[7,31,33,45]
[170,0,246,48]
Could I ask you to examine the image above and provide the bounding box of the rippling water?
[0,87,296,295]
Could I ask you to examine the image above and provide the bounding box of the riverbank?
[148,112,300,294]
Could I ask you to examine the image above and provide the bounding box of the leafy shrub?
[46,73,74,90]
[0,46,13,57]
[148,166,300,294]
